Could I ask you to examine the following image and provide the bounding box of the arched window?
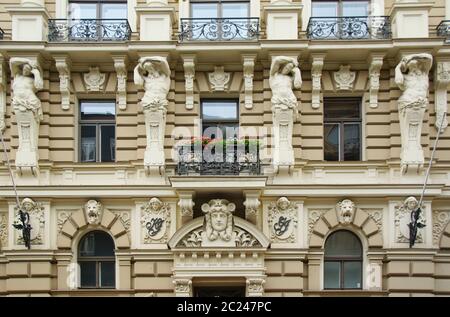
[324,230,362,289]
[78,231,115,289]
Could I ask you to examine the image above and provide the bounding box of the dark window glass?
[324,98,361,161]
[202,100,239,140]
[324,230,362,290]
[78,231,115,289]
[80,100,115,163]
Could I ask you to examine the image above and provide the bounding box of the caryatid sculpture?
[395,53,433,174]
[269,56,302,170]
[134,56,171,173]
[10,58,43,173]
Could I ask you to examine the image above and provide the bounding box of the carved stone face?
[149,197,162,212]
[202,199,236,242]
[84,200,102,224]
[404,196,418,211]
[277,197,290,211]
[22,64,32,76]
[282,63,294,75]
[21,198,35,212]
[211,210,227,232]
[143,62,157,76]
[336,199,355,225]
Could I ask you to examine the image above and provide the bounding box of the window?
[324,230,362,289]
[69,0,127,20]
[324,98,361,161]
[201,100,239,140]
[191,0,250,19]
[312,0,369,17]
[80,101,116,163]
[78,231,115,289]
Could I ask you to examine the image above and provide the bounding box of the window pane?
[312,2,338,17]
[324,261,340,289]
[222,3,249,18]
[100,261,116,288]
[202,101,238,121]
[342,1,369,16]
[79,231,115,257]
[325,230,362,257]
[344,262,362,289]
[101,125,115,162]
[324,123,339,161]
[80,261,96,288]
[80,101,116,121]
[69,3,97,19]
[203,124,239,140]
[191,3,218,18]
[81,125,96,162]
[324,99,360,120]
[344,124,361,161]
[101,3,127,19]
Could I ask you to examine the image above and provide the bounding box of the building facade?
[0,0,450,297]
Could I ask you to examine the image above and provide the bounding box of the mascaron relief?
[208,66,230,91]
[336,199,356,225]
[84,200,103,225]
[84,67,106,92]
[141,197,171,243]
[268,197,298,243]
[334,65,355,90]
[395,196,426,243]
[177,199,261,248]
[14,198,45,246]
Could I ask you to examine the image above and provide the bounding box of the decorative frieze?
[394,197,426,244]
[113,56,128,110]
[395,53,433,174]
[432,210,450,246]
[434,60,450,133]
[267,197,298,243]
[334,65,355,90]
[311,54,324,109]
[368,54,384,109]
[54,55,71,110]
[208,66,230,91]
[14,198,45,246]
[242,55,256,109]
[84,66,106,92]
[141,198,171,244]
[182,55,195,110]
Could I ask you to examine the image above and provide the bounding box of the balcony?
[0,27,4,40]
[48,19,131,42]
[437,20,450,41]
[176,140,261,176]
[307,16,391,40]
[179,18,259,42]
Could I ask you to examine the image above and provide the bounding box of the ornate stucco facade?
[0,0,450,297]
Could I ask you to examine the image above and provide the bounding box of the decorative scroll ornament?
[268,197,298,243]
[14,198,45,247]
[141,197,171,243]
[84,200,103,225]
[208,66,230,91]
[242,55,255,109]
[334,65,355,90]
[113,57,128,110]
[177,226,260,248]
[178,195,195,217]
[311,55,324,109]
[247,278,265,296]
[434,61,450,133]
[395,197,426,244]
[395,53,433,174]
[336,199,356,225]
[84,67,106,92]
[0,213,8,248]
[57,210,72,232]
[369,55,384,108]
[432,210,450,246]
[54,55,71,110]
[182,55,195,110]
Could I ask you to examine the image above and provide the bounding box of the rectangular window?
[191,1,250,19]
[201,100,239,140]
[80,100,116,163]
[69,0,127,20]
[311,0,369,17]
[324,98,361,161]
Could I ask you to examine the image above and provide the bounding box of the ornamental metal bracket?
[368,53,384,109]
[434,60,450,132]
[54,55,72,110]
[242,54,256,109]
[310,54,325,109]
[182,55,196,110]
[113,55,128,110]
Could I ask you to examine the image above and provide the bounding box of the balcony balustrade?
[179,18,259,42]
[437,20,450,41]
[0,27,4,40]
[307,16,391,40]
[48,19,131,42]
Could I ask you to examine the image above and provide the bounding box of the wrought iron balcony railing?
[437,20,450,40]
[48,19,131,42]
[307,16,391,40]
[179,17,259,42]
[176,142,261,175]
[0,27,4,40]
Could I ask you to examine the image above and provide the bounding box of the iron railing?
[0,28,4,40]
[179,17,259,42]
[176,142,261,175]
[307,16,391,40]
[437,20,450,40]
[48,19,131,42]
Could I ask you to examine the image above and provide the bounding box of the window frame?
[69,0,127,20]
[190,0,251,19]
[323,230,363,290]
[79,100,116,163]
[78,231,116,289]
[201,99,240,140]
[323,97,362,162]
[311,0,370,18]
